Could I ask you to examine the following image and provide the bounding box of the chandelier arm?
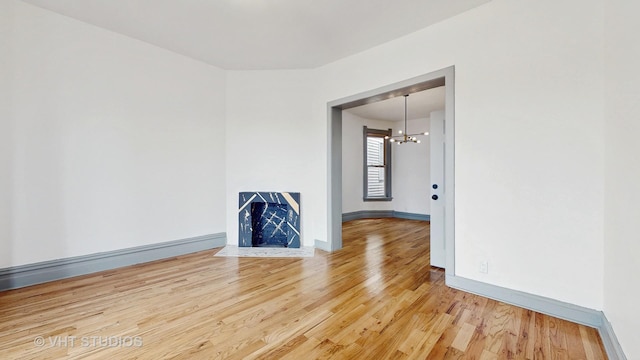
[386,94,428,144]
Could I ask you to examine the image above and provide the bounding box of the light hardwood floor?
[0,218,607,359]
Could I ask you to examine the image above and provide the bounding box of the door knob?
[432,184,438,189]
[432,195,438,200]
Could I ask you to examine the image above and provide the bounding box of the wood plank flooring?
[0,218,607,359]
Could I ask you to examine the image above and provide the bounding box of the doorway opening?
[326,66,455,274]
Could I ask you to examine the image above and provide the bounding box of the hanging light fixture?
[385,94,429,144]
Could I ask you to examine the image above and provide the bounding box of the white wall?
[342,113,431,216]
[604,0,640,358]
[225,70,317,246]
[2,1,227,268]
[6,0,609,317]
[3,0,634,355]
[0,2,13,268]
[392,118,430,215]
[313,0,605,310]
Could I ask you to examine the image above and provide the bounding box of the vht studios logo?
[34,336,143,348]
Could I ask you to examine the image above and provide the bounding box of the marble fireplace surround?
[238,192,301,248]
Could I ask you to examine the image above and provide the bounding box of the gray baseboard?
[393,211,431,221]
[342,210,394,222]
[599,314,628,360]
[342,210,429,222]
[314,239,332,252]
[446,274,627,359]
[446,275,602,326]
[0,233,226,291]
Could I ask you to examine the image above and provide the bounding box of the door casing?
[325,66,456,274]
[429,110,446,268]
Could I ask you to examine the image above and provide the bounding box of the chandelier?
[385,94,429,144]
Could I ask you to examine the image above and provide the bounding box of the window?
[363,126,392,201]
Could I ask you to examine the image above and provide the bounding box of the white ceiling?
[21,0,491,70]
[346,86,445,122]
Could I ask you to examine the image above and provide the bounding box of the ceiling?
[346,86,445,122]
[21,0,491,70]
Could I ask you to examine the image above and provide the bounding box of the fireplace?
[238,192,300,248]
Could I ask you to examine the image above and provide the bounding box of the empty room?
[1,0,638,359]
